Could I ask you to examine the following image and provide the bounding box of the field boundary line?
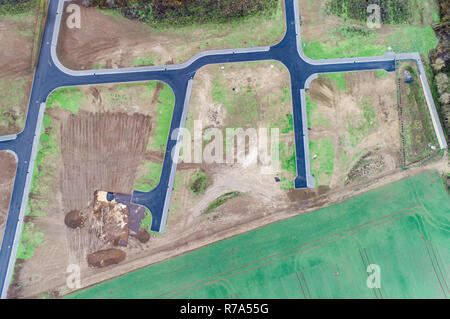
[295,271,307,299]
[427,239,449,294]
[363,248,383,298]
[421,235,448,298]
[359,249,378,299]
[299,269,311,298]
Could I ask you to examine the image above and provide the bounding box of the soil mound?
[64,210,86,229]
[136,228,150,243]
[87,248,126,268]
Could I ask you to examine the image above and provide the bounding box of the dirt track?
[0,151,17,248]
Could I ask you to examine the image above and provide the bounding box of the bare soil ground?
[0,5,42,135]
[307,71,401,187]
[0,151,17,246]
[0,151,17,248]
[56,0,286,70]
[8,82,166,298]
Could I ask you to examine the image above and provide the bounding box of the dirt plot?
[0,1,43,135]
[56,0,286,70]
[61,112,152,210]
[9,81,173,298]
[306,71,401,187]
[0,151,17,247]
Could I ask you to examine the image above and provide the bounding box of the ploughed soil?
[61,111,153,260]
[60,111,152,210]
[0,151,17,248]
[11,102,156,297]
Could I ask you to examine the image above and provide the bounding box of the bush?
[84,0,279,27]
[190,170,209,194]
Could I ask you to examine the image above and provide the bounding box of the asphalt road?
[0,0,398,297]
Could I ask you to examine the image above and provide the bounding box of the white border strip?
[159,79,194,233]
[0,135,17,142]
[300,89,315,188]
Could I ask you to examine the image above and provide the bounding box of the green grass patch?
[93,61,107,70]
[140,209,152,232]
[376,69,389,78]
[0,77,28,133]
[309,138,335,185]
[148,83,175,151]
[325,73,347,91]
[305,95,330,128]
[326,0,439,25]
[190,170,209,194]
[46,87,84,114]
[303,24,438,62]
[211,74,259,127]
[132,56,156,67]
[399,64,438,163]
[134,162,162,192]
[280,142,296,176]
[67,170,450,299]
[280,114,293,133]
[203,191,242,214]
[347,98,378,147]
[0,0,38,16]
[16,222,44,261]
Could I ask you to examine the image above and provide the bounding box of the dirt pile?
[0,151,17,247]
[90,191,129,247]
[64,210,86,229]
[346,152,386,184]
[135,228,150,243]
[87,248,126,268]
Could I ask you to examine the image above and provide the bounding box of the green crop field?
[67,170,449,299]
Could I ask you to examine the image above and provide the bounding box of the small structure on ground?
[404,71,414,83]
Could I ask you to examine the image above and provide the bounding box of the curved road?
[0,0,405,297]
